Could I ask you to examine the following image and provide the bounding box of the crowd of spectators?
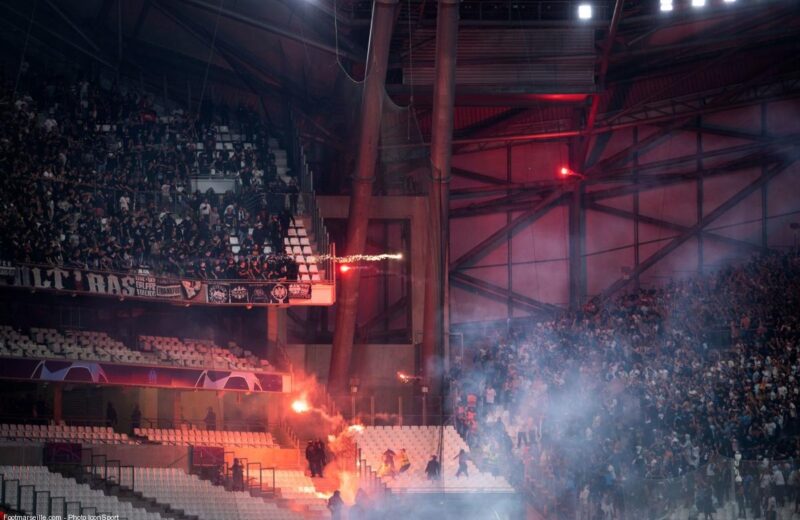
[0,65,302,280]
[452,252,800,519]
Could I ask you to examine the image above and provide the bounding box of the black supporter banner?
[0,263,314,306]
[208,282,313,304]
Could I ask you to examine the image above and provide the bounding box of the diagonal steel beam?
[679,123,770,143]
[2,4,114,68]
[599,157,798,299]
[451,180,560,199]
[44,0,101,53]
[453,108,529,141]
[132,0,152,39]
[578,0,624,169]
[175,0,363,62]
[452,167,508,186]
[589,54,800,175]
[586,201,765,252]
[587,153,778,202]
[359,296,409,334]
[450,272,561,316]
[450,188,568,271]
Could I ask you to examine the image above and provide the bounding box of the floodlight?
[578,4,593,19]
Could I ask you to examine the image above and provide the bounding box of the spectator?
[0,68,302,281]
[232,458,244,491]
[455,449,469,478]
[451,251,800,517]
[397,448,411,474]
[204,406,216,431]
[130,404,142,432]
[379,448,396,478]
[327,490,344,520]
[105,402,118,428]
[425,455,441,480]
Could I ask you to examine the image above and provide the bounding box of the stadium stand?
[135,428,276,448]
[140,335,270,370]
[0,67,312,280]
[0,465,161,519]
[268,470,331,516]
[354,426,513,493]
[0,423,137,444]
[130,467,307,520]
[452,252,800,519]
[0,325,274,372]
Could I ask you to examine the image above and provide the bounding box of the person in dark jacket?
[425,455,441,480]
[106,402,118,428]
[327,490,344,520]
[130,404,142,432]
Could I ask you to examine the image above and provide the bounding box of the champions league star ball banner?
[0,357,286,393]
[0,263,312,306]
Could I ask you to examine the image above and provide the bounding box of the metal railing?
[288,111,336,282]
[138,417,270,432]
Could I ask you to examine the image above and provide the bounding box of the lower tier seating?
[0,423,138,445]
[134,427,276,448]
[355,426,513,493]
[130,467,306,520]
[0,465,161,520]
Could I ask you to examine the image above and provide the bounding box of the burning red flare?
[291,399,310,413]
[339,264,351,273]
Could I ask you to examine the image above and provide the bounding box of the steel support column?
[569,182,585,310]
[422,0,459,385]
[329,0,398,393]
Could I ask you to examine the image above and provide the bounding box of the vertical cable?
[13,0,39,101]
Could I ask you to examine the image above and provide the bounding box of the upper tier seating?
[0,465,161,519]
[130,467,306,520]
[0,423,138,445]
[0,66,314,281]
[354,426,513,493]
[140,335,269,371]
[0,325,274,372]
[135,428,275,448]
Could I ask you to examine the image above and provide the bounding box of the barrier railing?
[291,113,335,282]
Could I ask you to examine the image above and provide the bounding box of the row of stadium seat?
[0,423,138,445]
[129,467,306,520]
[0,325,273,372]
[134,428,276,448]
[0,465,162,520]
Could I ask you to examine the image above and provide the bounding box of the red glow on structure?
[560,167,570,176]
[339,264,351,273]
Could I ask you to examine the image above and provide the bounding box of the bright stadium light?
[660,0,673,11]
[691,0,706,7]
[578,4,593,19]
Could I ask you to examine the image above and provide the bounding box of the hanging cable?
[13,0,39,102]
[332,0,361,83]
[197,0,225,114]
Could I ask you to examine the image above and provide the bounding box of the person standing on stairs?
[327,490,344,520]
[455,449,469,478]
